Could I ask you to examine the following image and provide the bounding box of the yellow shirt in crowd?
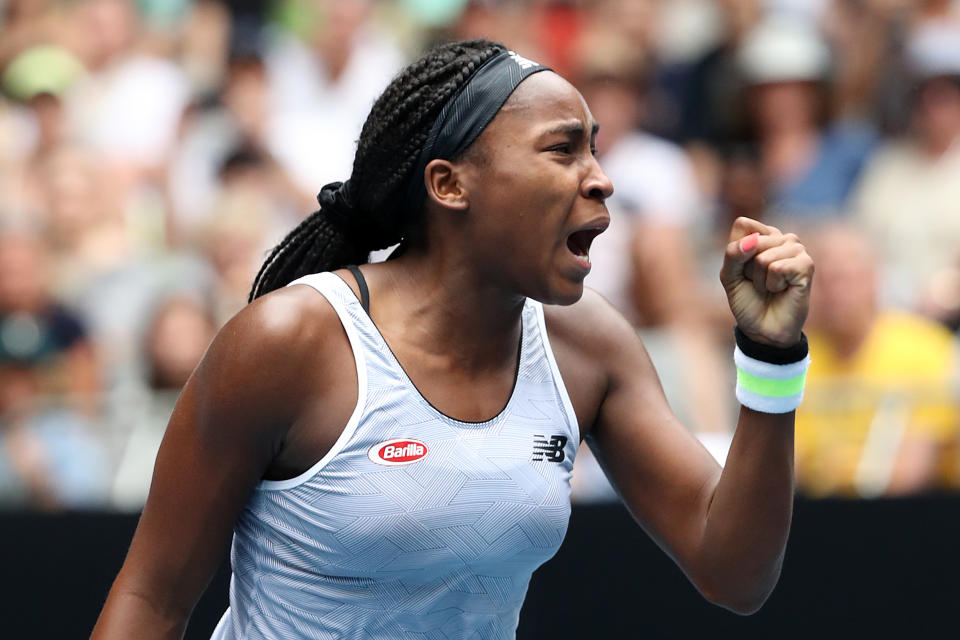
[796,312,960,497]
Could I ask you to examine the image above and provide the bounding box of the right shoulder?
[192,282,351,427]
[220,283,344,357]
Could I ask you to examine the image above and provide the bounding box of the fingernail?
[740,233,759,253]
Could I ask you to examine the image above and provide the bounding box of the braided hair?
[248,39,507,301]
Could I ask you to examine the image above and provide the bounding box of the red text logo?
[368,439,429,466]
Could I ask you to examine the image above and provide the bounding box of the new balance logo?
[508,50,539,70]
[532,435,567,462]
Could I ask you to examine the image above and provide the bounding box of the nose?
[582,155,614,201]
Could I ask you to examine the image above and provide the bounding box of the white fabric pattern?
[211,272,579,639]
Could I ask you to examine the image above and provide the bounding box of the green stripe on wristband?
[736,367,807,398]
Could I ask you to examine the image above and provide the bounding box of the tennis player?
[92,39,813,639]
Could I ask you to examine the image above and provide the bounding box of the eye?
[547,144,572,154]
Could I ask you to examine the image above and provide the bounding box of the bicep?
[107,308,309,623]
[589,321,721,566]
[122,378,276,609]
[109,376,277,629]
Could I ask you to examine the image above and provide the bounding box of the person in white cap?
[737,17,878,221]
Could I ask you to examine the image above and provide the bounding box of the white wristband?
[734,346,811,414]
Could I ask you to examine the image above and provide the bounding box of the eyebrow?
[543,121,600,137]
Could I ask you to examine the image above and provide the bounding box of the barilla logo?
[508,50,538,70]
[368,438,429,466]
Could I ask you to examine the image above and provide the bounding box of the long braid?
[249,39,507,301]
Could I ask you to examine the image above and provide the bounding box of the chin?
[538,281,585,306]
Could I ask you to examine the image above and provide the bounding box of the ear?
[424,159,469,211]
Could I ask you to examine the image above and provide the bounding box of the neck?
[368,249,526,373]
[761,128,818,181]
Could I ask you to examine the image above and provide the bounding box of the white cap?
[906,23,960,79]
[737,17,831,85]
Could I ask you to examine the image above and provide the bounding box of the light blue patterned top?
[211,272,579,640]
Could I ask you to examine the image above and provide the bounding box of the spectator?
[796,224,960,497]
[736,16,877,220]
[0,230,108,509]
[110,295,217,509]
[67,0,190,171]
[851,21,960,319]
[202,148,292,324]
[168,55,310,246]
[264,0,405,193]
[0,231,99,404]
[679,0,763,151]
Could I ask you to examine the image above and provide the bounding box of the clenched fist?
[719,217,814,348]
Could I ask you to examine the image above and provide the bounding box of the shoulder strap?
[345,265,370,315]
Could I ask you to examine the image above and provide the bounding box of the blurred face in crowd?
[593,0,660,54]
[749,81,821,135]
[40,147,104,245]
[314,0,371,75]
[913,77,960,155]
[3,0,53,24]
[206,189,272,303]
[448,72,613,305]
[76,0,137,69]
[223,58,270,142]
[578,76,640,157]
[147,297,217,390]
[0,234,48,314]
[808,226,877,342]
[0,365,41,416]
[718,0,762,38]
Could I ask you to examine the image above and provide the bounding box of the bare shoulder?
[540,288,643,436]
[210,285,342,365]
[541,287,639,361]
[218,285,342,354]
[194,284,352,426]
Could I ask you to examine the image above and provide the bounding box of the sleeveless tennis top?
[211,272,579,640]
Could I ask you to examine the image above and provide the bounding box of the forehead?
[487,72,594,135]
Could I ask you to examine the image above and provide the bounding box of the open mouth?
[566,227,605,262]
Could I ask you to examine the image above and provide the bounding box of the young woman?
[92,39,813,639]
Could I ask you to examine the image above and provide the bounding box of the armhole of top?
[533,301,581,444]
[259,273,369,491]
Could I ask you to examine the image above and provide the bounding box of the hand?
[719,217,814,348]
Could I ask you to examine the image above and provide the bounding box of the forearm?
[91,579,189,639]
[695,407,794,614]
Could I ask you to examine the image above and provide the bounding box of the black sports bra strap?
[345,265,370,315]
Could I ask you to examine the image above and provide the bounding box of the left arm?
[573,217,812,614]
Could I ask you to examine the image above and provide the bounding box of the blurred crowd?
[2,0,960,510]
